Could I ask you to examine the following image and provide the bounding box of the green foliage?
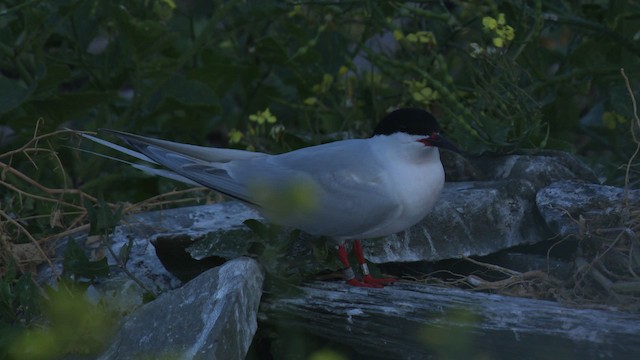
[62,239,110,281]
[0,249,115,359]
[86,199,123,236]
[243,219,328,292]
[307,348,350,360]
[0,262,43,327]
[7,283,115,360]
[1,0,637,187]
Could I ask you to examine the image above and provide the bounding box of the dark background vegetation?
[1,0,639,358]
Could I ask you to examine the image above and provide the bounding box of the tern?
[79,108,457,287]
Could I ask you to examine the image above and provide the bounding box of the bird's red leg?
[337,244,381,288]
[353,240,396,286]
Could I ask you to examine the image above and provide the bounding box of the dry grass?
[0,121,217,277]
[564,69,640,310]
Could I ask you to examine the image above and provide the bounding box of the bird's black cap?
[373,108,460,153]
[372,108,440,136]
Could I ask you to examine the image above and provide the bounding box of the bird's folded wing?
[73,146,200,186]
[80,130,268,205]
[101,129,267,162]
[224,141,404,239]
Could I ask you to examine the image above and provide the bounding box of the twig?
[0,128,75,160]
[463,256,522,277]
[0,209,59,276]
[124,187,212,213]
[0,179,86,212]
[621,68,639,196]
[104,236,157,297]
[466,270,555,291]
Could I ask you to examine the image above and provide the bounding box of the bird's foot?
[337,242,397,288]
[362,274,397,286]
[342,266,383,288]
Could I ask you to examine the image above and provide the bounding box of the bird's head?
[372,108,459,153]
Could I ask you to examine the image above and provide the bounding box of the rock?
[471,150,598,188]
[110,201,261,289]
[34,202,262,323]
[360,152,597,264]
[364,179,550,263]
[98,257,264,360]
[536,180,640,239]
[536,180,640,308]
[260,281,640,360]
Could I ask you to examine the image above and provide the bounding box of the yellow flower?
[406,31,436,44]
[482,16,497,30]
[264,109,277,124]
[420,31,437,44]
[405,79,439,106]
[602,111,627,130]
[228,129,244,144]
[483,13,515,48]
[312,74,334,94]
[500,25,515,41]
[219,40,233,48]
[412,87,438,103]
[304,97,318,106]
[248,114,260,123]
[497,13,506,25]
[153,0,176,21]
[248,108,277,125]
[288,4,302,17]
[393,29,405,41]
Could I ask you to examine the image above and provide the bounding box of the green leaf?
[256,36,289,64]
[31,91,115,123]
[0,261,43,324]
[162,74,219,107]
[36,64,73,94]
[243,219,268,238]
[112,5,177,60]
[62,239,110,280]
[0,75,35,114]
[187,61,259,94]
[86,200,122,236]
[118,238,133,263]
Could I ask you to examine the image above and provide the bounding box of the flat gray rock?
[364,179,549,263]
[98,257,264,360]
[110,201,261,290]
[471,151,597,187]
[536,180,640,239]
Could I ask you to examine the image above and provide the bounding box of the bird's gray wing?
[88,130,269,205]
[224,139,403,239]
[102,130,266,162]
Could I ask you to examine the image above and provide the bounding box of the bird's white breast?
[361,135,445,238]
